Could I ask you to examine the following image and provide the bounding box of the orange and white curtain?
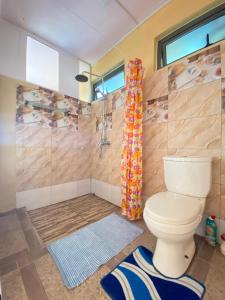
[121,58,144,220]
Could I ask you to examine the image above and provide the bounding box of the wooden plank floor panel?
[28,194,117,243]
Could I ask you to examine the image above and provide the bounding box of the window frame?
[157,2,225,69]
[92,64,125,101]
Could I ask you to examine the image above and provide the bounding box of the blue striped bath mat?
[101,246,205,300]
[48,213,143,289]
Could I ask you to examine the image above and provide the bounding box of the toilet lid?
[145,192,202,225]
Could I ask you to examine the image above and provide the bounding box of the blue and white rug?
[48,213,143,289]
[101,246,205,300]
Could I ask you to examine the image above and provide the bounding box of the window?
[26,37,59,91]
[93,64,125,100]
[157,3,225,68]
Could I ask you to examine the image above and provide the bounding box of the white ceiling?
[0,0,169,64]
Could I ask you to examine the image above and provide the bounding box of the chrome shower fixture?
[75,71,111,157]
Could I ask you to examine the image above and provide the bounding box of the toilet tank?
[163,156,212,197]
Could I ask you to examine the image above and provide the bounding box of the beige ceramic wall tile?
[143,122,167,150]
[16,125,25,146]
[168,115,221,149]
[17,166,52,191]
[168,149,221,184]
[143,67,168,100]
[221,42,225,77]
[51,128,78,143]
[22,126,51,148]
[168,80,221,121]
[143,149,167,197]
[205,184,221,218]
[22,147,51,170]
[92,147,112,183]
[111,147,122,186]
[52,162,80,185]
[51,148,91,185]
[222,115,225,150]
[221,151,225,184]
[221,185,225,219]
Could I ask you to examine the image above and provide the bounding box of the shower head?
[75,74,89,82]
[75,71,103,84]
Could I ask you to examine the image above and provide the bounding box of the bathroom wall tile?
[22,126,51,148]
[16,125,26,146]
[111,147,121,186]
[22,147,51,170]
[221,185,225,220]
[168,45,221,92]
[205,184,221,218]
[144,95,168,123]
[168,80,221,121]
[51,145,77,161]
[143,67,168,100]
[143,122,167,150]
[51,163,78,185]
[168,149,221,184]
[168,115,221,149]
[111,88,125,111]
[221,42,225,77]
[51,128,79,146]
[92,147,112,184]
[222,115,225,149]
[221,151,225,184]
[143,150,167,197]
[17,166,52,192]
[222,78,225,113]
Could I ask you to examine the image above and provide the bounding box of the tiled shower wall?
[16,117,91,190]
[91,40,225,222]
[16,85,92,209]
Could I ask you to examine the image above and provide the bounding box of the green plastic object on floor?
[205,215,217,246]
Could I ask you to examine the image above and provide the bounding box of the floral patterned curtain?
[121,58,144,220]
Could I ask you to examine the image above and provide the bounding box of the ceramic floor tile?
[188,257,210,283]
[0,254,17,276]
[0,212,21,234]
[35,254,68,300]
[0,229,27,259]
[1,269,28,300]
[197,241,215,262]
[23,228,46,259]
[20,263,49,300]
[1,195,225,299]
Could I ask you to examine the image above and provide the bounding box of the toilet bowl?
[143,156,212,278]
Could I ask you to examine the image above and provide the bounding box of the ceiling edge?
[91,0,171,65]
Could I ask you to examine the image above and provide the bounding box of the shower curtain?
[121,58,144,220]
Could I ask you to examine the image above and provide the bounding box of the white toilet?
[143,156,212,278]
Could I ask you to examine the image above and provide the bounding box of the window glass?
[26,37,59,91]
[93,65,124,100]
[158,4,225,68]
[166,14,225,64]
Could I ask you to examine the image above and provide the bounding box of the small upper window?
[26,37,59,91]
[93,64,125,100]
[157,3,225,68]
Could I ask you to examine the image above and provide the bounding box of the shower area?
[75,71,111,157]
[75,70,126,204]
[15,71,125,210]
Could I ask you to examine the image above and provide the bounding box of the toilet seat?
[145,191,202,225]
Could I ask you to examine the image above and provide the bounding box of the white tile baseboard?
[16,178,91,211]
[91,179,121,207]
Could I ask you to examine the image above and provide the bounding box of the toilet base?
[153,237,195,278]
